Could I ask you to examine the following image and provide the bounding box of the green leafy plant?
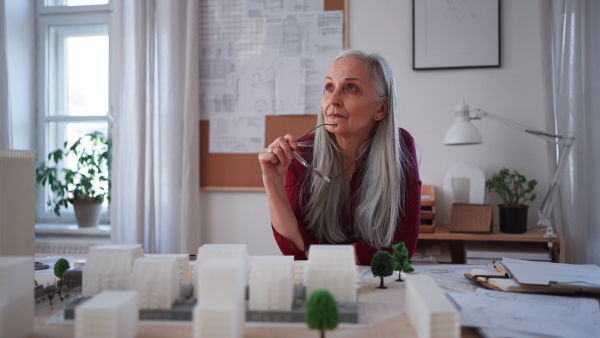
[306,289,339,338]
[370,251,394,289]
[392,242,414,282]
[485,168,537,206]
[36,131,111,216]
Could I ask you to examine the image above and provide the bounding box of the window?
[36,0,112,224]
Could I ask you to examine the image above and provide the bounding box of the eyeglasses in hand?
[290,123,335,182]
[290,123,368,183]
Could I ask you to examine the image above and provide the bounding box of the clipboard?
[465,258,600,295]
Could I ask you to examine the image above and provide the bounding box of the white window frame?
[35,0,113,224]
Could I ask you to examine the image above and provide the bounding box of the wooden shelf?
[417,227,565,263]
[419,227,561,242]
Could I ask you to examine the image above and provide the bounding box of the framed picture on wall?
[413,0,501,70]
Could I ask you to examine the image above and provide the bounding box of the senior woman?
[258,49,421,265]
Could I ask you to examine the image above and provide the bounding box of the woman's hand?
[258,134,298,183]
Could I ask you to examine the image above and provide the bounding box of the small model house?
[249,256,294,311]
[194,257,246,338]
[145,253,191,284]
[0,256,33,338]
[194,244,249,295]
[292,260,308,285]
[82,244,144,297]
[305,245,358,303]
[130,257,179,310]
[75,290,139,338]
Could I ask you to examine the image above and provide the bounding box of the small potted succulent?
[36,131,110,227]
[485,168,537,233]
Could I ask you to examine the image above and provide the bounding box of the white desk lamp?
[443,100,575,239]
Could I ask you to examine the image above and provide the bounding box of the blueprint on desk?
[448,288,600,338]
[412,264,488,293]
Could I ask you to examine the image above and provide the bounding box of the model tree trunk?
[378,276,387,289]
[396,270,403,282]
[321,330,325,338]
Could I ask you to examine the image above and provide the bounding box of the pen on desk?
[493,261,510,278]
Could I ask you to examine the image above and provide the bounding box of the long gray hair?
[300,49,414,249]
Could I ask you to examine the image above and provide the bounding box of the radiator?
[35,238,111,255]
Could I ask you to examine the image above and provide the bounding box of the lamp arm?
[472,108,576,239]
[537,135,575,238]
[472,109,564,144]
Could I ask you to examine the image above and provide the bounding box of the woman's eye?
[324,84,333,91]
[347,84,357,91]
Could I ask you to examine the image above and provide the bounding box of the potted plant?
[36,131,111,228]
[485,168,537,233]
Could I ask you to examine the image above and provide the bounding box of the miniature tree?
[54,258,70,279]
[306,289,339,338]
[392,242,414,282]
[371,251,394,289]
[53,258,70,297]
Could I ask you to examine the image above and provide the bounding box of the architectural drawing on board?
[199,0,343,153]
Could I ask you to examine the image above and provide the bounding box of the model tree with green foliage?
[306,289,339,338]
[371,251,394,289]
[54,258,70,279]
[392,242,414,282]
[53,258,70,298]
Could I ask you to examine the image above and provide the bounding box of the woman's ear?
[374,98,389,121]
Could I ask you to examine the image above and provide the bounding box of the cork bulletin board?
[200,0,348,190]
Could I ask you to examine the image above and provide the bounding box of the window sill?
[35,223,110,238]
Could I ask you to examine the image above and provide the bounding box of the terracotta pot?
[498,205,528,234]
[72,199,102,228]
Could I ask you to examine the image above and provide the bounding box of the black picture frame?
[413,0,501,70]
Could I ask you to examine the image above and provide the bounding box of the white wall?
[201,0,552,255]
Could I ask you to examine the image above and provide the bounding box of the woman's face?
[322,57,387,140]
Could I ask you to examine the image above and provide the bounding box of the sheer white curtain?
[111,0,201,254]
[0,0,12,149]
[547,0,600,264]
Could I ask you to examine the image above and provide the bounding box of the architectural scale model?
[406,274,460,338]
[82,244,144,297]
[249,256,294,311]
[145,253,191,284]
[75,290,139,338]
[61,242,360,337]
[194,257,246,338]
[304,245,358,302]
[195,244,249,291]
[130,256,180,310]
[0,150,36,257]
[0,256,33,338]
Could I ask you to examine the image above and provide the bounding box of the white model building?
[405,274,460,338]
[194,258,245,338]
[249,256,294,311]
[0,150,36,256]
[145,253,191,284]
[304,244,358,303]
[292,260,308,285]
[194,304,239,338]
[130,257,179,310]
[75,290,139,338]
[0,256,33,338]
[194,244,249,295]
[82,244,144,297]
